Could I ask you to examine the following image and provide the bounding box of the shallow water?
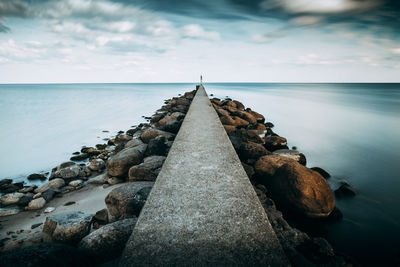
[0,83,399,265]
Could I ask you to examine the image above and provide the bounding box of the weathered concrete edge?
[120,85,289,266]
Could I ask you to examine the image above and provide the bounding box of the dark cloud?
[0,0,28,32]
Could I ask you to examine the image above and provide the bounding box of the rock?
[41,189,57,202]
[17,196,33,207]
[33,192,41,199]
[131,187,152,216]
[159,120,182,134]
[78,218,137,264]
[156,112,185,127]
[125,138,144,148]
[334,184,356,198]
[42,211,93,245]
[92,208,109,229]
[216,108,230,117]
[64,201,76,206]
[0,243,94,267]
[31,223,43,229]
[269,162,335,218]
[241,162,255,179]
[58,164,80,180]
[70,153,89,161]
[18,185,36,193]
[223,125,237,134]
[239,141,270,161]
[114,134,133,146]
[140,128,174,143]
[229,128,264,144]
[233,100,245,110]
[246,109,265,123]
[0,178,12,187]
[44,207,56,213]
[311,167,331,179]
[0,182,23,194]
[0,208,20,217]
[34,178,65,193]
[219,115,249,128]
[145,135,168,156]
[264,136,288,151]
[107,177,124,185]
[25,197,46,210]
[273,149,307,165]
[128,156,166,182]
[88,174,108,184]
[296,237,346,265]
[231,110,257,124]
[105,182,154,221]
[0,192,25,206]
[88,158,105,171]
[69,179,83,187]
[26,173,46,181]
[106,144,147,177]
[254,155,297,181]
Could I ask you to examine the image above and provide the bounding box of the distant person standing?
[200,75,203,85]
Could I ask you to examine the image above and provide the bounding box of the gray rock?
[78,218,137,264]
[27,173,46,181]
[107,177,124,185]
[34,178,65,193]
[125,138,144,149]
[18,185,37,193]
[25,197,46,210]
[105,182,153,221]
[88,158,105,171]
[140,128,175,143]
[106,144,147,177]
[17,195,33,207]
[0,208,20,217]
[0,192,25,206]
[44,207,56,213]
[69,179,83,187]
[128,156,166,182]
[131,187,152,217]
[88,173,107,184]
[42,211,93,244]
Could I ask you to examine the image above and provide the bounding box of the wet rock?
[88,158,105,171]
[335,184,356,198]
[0,178,12,187]
[26,173,46,181]
[34,178,65,193]
[31,223,43,229]
[131,187,152,216]
[70,153,89,161]
[269,162,335,218]
[0,192,25,206]
[25,197,46,210]
[42,189,57,202]
[125,138,144,148]
[273,149,307,166]
[78,218,138,264]
[264,136,288,151]
[0,243,94,267]
[296,237,347,265]
[69,179,83,187]
[105,182,154,221]
[17,195,33,207]
[0,208,20,217]
[88,174,108,184]
[0,182,23,194]
[42,211,93,245]
[145,135,168,156]
[18,185,36,193]
[44,207,56,213]
[64,201,76,206]
[92,208,109,229]
[106,144,147,177]
[239,141,270,161]
[311,167,331,179]
[129,156,166,182]
[140,128,175,143]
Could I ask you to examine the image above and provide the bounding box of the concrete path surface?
[119,85,289,266]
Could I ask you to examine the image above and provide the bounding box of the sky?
[0,0,399,83]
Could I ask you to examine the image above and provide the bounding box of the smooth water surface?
[0,83,399,265]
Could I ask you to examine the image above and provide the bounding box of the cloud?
[251,29,286,43]
[0,0,28,32]
[181,24,220,41]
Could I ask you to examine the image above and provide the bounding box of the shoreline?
[1,87,354,266]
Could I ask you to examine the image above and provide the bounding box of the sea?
[0,83,399,265]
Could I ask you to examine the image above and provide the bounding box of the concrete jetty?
[120,85,289,266]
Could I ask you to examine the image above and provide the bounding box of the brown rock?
[239,142,270,161]
[269,162,335,218]
[128,156,166,182]
[233,100,245,110]
[254,154,296,179]
[220,115,249,127]
[106,144,147,177]
[216,108,230,117]
[246,109,265,123]
[232,110,257,124]
[156,112,185,127]
[140,129,174,143]
[264,136,288,151]
[273,149,307,166]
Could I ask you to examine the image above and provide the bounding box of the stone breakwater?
[0,88,353,266]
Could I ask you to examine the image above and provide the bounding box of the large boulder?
[264,136,288,151]
[219,115,249,128]
[52,163,81,181]
[87,158,105,171]
[34,178,65,193]
[145,136,168,156]
[106,144,147,177]
[268,162,335,218]
[129,156,166,182]
[246,109,265,123]
[42,211,93,245]
[239,142,270,161]
[140,129,174,143]
[27,173,46,181]
[0,192,25,206]
[78,218,137,264]
[156,112,185,127]
[0,243,94,267]
[25,197,46,210]
[231,110,257,124]
[125,138,144,149]
[105,182,153,221]
[254,155,296,181]
[273,149,307,165]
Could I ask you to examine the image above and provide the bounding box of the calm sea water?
[0,83,399,265]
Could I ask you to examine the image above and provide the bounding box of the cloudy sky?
[0,0,399,83]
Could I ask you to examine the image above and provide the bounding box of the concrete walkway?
[120,85,289,266]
